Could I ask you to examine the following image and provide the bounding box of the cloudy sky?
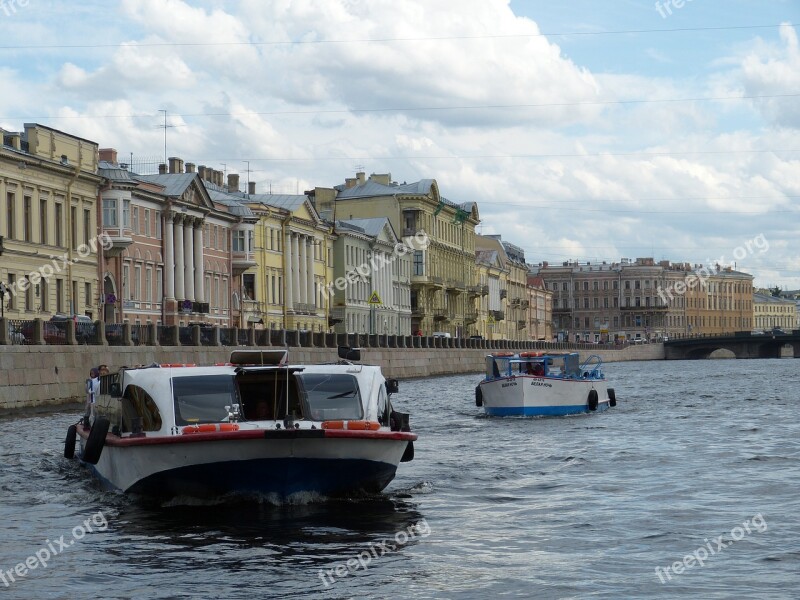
[1,0,798,288]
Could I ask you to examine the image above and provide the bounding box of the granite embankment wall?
[0,344,663,412]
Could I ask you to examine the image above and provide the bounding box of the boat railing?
[579,354,604,378]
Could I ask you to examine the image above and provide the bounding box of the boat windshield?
[295,373,363,421]
[173,375,239,426]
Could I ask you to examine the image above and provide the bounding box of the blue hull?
[484,401,610,417]
[88,457,398,499]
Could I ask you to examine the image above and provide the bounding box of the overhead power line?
[0,23,794,50]
[3,92,796,122]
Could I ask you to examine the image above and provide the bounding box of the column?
[174,215,185,300]
[184,218,195,302]
[307,238,315,311]
[300,236,308,306]
[292,233,301,308]
[284,231,293,311]
[194,220,204,302]
[164,212,175,299]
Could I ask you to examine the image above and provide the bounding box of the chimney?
[356,172,366,183]
[158,163,167,175]
[185,162,196,173]
[7,133,21,151]
[227,173,240,192]
[168,156,184,174]
[98,148,118,165]
[198,165,207,180]
[248,181,256,195]
[216,171,223,187]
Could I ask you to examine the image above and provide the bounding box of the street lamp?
[0,282,6,319]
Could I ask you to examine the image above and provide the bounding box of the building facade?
[527,275,553,341]
[1,124,102,320]
[328,172,480,337]
[329,218,412,335]
[753,292,795,331]
[99,152,253,327]
[533,258,754,342]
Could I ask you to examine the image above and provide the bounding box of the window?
[172,375,238,426]
[121,385,163,432]
[134,265,141,300]
[23,195,32,242]
[71,207,78,250]
[593,281,598,290]
[155,211,162,239]
[145,268,152,304]
[7,274,16,309]
[85,282,92,307]
[7,192,15,239]
[232,230,246,252]
[132,206,139,234]
[413,250,424,276]
[36,279,47,312]
[103,198,117,227]
[40,199,48,244]
[122,199,130,228]
[84,209,91,246]
[144,209,150,237]
[72,280,79,313]
[562,282,568,291]
[296,373,364,421]
[583,281,589,291]
[123,264,131,300]
[56,278,63,313]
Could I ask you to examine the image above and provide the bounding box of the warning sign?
[368,291,383,305]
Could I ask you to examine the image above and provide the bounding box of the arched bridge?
[664,332,800,359]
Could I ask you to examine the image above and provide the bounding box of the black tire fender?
[64,424,77,459]
[608,388,617,407]
[475,385,483,407]
[401,440,415,463]
[82,417,110,465]
[587,389,599,411]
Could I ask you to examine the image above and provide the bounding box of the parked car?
[47,314,96,344]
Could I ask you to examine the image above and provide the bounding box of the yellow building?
[527,275,553,341]
[474,235,529,341]
[753,292,795,332]
[475,244,506,340]
[244,191,335,332]
[327,172,480,336]
[0,124,102,320]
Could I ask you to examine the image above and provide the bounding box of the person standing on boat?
[84,367,101,423]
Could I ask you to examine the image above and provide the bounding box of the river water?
[1,359,798,599]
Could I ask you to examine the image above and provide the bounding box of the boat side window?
[377,384,390,426]
[296,373,363,421]
[173,375,238,426]
[121,384,162,432]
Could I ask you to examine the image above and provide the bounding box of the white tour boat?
[475,352,617,417]
[64,347,416,499]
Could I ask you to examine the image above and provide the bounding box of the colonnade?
[164,212,205,303]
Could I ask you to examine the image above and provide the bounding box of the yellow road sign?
[368,291,382,305]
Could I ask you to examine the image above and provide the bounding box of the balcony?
[403,227,420,237]
[446,279,464,293]
[411,274,440,289]
[411,305,429,318]
[517,320,527,330]
[193,301,210,314]
[467,285,482,297]
[464,311,478,325]
[479,285,489,296]
[520,300,530,309]
[293,302,315,314]
[510,297,521,307]
[328,307,345,326]
[232,250,257,275]
[553,307,571,314]
[492,310,505,321]
[101,231,133,258]
[620,305,668,312]
[433,309,449,322]
[500,289,508,300]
